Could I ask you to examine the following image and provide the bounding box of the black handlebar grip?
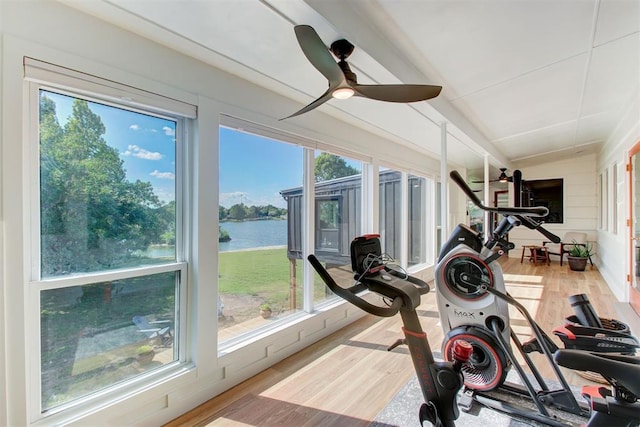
[516,215,561,243]
[536,225,561,244]
[307,255,402,317]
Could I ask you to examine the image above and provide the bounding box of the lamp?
[498,169,508,183]
[332,87,355,99]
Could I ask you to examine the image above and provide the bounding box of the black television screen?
[521,179,563,223]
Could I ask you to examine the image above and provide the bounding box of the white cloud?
[219,191,247,208]
[162,126,175,136]
[150,170,175,180]
[129,124,140,131]
[123,144,163,160]
[218,191,286,208]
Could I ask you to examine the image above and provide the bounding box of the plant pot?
[567,256,588,271]
[260,309,272,319]
[137,350,155,364]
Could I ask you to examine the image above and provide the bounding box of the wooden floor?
[165,258,619,427]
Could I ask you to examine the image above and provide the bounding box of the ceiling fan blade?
[352,84,442,103]
[280,87,334,120]
[471,179,499,183]
[294,25,345,85]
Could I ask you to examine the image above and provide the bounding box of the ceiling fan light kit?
[473,168,512,184]
[332,87,355,99]
[282,25,442,119]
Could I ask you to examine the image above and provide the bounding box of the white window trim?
[25,61,194,422]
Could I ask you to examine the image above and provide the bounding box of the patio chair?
[132,315,173,347]
[543,231,592,267]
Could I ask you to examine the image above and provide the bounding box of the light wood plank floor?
[165,258,620,427]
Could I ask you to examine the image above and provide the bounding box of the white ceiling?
[63,0,639,181]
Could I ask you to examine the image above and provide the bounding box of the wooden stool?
[520,245,550,265]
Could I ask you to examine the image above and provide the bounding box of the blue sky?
[219,127,303,208]
[43,90,177,203]
[43,90,361,209]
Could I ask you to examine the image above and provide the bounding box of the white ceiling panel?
[582,33,640,116]
[594,0,640,45]
[452,54,586,139]
[376,0,595,98]
[63,0,640,171]
[493,120,578,159]
[576,111,619,144]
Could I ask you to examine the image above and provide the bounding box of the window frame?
[25,64,193,420]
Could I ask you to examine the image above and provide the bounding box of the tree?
[314,153,360,182]
[219,205,228,221]
[228,203,247,220]
[39,95,166,275]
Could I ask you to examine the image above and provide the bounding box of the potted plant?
[259,303,273,319]
[136,344,155,364]
[567,241,592,271]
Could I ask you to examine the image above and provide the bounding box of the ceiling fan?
[472,168,512,183]
[282,25,442,119]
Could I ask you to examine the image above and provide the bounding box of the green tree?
[219,205,228,221]
[314,153,360,182]
[39,95,165,275]
[228,203,247,220]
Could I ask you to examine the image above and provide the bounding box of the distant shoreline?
[222,245,286,253]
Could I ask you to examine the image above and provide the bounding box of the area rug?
[371,369,587,427]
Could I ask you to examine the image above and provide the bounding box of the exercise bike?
[308,234,471,427]
[436,170,640,426]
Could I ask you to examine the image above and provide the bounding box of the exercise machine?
[308,234,470,427]
[307,170,639,426]
[436,170,639,426]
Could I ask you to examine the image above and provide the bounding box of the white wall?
[509,153,598,258]
[0,2,445,426]
[597,96,640,302]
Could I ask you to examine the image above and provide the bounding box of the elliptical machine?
[436,170,640,426]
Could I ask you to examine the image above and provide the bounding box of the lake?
[142,219,287,258]
[219,219,287,251]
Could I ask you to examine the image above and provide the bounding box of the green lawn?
[218,248,332,311]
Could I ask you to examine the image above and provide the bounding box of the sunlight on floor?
[504,274,545,349]
[503,273,543,284]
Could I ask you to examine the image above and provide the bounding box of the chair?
[543,232,592,267]
[132,315,173,346]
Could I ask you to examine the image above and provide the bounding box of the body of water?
[219,219,287,252]
[143,219,287,257]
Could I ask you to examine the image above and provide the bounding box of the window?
[218,127,303,344]
[313,152,362,303]
[379,167,403,261]
[34,88,187,413]
[408,175,427,267]
[598,172,608,230]
[436,181,443,258]
[613,163,618,234]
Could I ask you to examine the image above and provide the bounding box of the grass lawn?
[218,247,332,311]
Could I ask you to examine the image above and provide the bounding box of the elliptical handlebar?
[516,215,561,244]
[449,170,561,244]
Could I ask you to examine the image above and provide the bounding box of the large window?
[313,152,362,303]
[34,87,187,413]
[218,127,303,343]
